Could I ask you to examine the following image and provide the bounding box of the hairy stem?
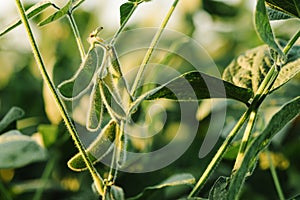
[15,0,104,195]
[267,150,285,200]
[232,111,257,172]
[68,13,86,61]
[130,0,180,97]
[188,109,252,197]
[283,29,300,55]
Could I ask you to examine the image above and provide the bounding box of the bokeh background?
[0,0,300,199]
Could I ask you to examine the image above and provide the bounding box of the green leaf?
[267,7,294,20]
[38,1,72,26]
[208,176,229,200]
[0,107,25,133]
[0,1,53,37]
[255,0,283,55]
[147,71,254,104]
[38,124,59,147]
[222,44,300,93]
[58,47,98,100]
[272,44,300,91]
[120,2,135,26]
[67,120,116,171]
[128,173,195,200]
[203,0,238,18]
[0,130,47,168]
[227,96,300,199]
[266,0,300,18]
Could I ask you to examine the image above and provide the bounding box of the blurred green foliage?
[0,0,299,199]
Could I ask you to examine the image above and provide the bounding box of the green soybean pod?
[67,120,116,172]
[86,77,105,132]
[58,47,98,100]
[99,78,127,121]
[107,46,132,110]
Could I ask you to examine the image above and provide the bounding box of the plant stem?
[266,150,285,200]
[33,155,57,200]
[68,13,86,61]
[188,108,252,197]
[232,111,257,172]
[130,0,180,97]
[283,29,300,55]
[15,0,104,195]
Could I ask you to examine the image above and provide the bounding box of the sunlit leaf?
[147,71,254,104]
[128,173,195,200]
[266,0,300,18]
[0,107,24,133]
[0,1,53,37]
[227,96,300,199]
[38,1,72,26]
[58,47,98,100]
[0,130,47,168]
[255,0,283,55]
[68,120,116,171]
[222,44,300,93]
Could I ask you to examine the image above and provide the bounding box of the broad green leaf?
[105,185,125,200]
[227,96,300,199]
[38,1,72,26]
[0,130,47,168]
[208,176,229,200]
[58,47,98,100]
[38,124,59,147]
[120,2,136,26]
[128,173,195,200]
[68,120,116,171]
[147,71,254,104]
[255,0,283,55]
[86,78,105,131]
[267,7,294,20]
[222,44,300,93]
[0,107,24,133]
[0,1,53,37]
[266,0,300,18]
